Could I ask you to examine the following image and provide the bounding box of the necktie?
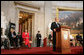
[57,23,59,27]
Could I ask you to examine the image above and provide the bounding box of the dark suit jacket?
[76,35,82,41]
[51,22,60,44]
[51,22,60,31]
[8,31,16,39]
[36,33,41,40]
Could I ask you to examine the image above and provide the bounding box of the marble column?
[44,1,52,38]
[1,11,7,36]
[15,8,19,33]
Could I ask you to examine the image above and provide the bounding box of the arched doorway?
[19,11,33,40]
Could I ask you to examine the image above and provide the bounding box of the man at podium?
[51,18,60,51]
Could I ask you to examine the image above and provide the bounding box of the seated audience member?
[17,32,23,47]
[1,28,10,49]
[48,32,52,47]
[8,28,19,49]
[76,33,83,46]
[1,35,10,49]
[22,29,31,48]
[70,35,75,47]
[29,33,32,48]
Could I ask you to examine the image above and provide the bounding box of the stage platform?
[1,46,83,54]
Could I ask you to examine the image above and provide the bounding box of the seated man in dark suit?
[8,28,18,49]
[16,32,23,47]
[76,33,83,46]
[51,18,60,51]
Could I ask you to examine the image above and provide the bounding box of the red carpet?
[1,46,83,54]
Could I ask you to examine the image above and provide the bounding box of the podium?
[56,25,71,53]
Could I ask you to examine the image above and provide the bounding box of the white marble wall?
[1,1,16,23]
[1,11,7,35]
[44,1,53,37]
[1,1,19,33]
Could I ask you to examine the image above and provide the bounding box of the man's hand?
[51,38,53,40]
[54,29,56,32]
[13,36,16,38]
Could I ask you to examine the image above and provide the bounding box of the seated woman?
[1,35,10,49]
[22,29,31,48]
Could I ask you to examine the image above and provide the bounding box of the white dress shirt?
[56,22,59,27]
